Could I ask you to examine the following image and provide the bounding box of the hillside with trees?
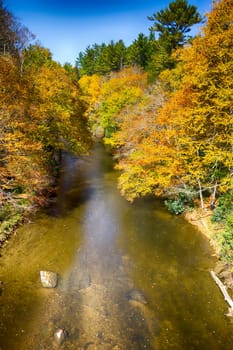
[78,0,233,262]
[0,0,232,262]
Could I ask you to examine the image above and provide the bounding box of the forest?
[0,0,232,262]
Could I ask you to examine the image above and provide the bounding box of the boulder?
[54,328,68,345]
[40,271,58,288]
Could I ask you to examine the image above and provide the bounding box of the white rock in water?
[40,270,58,288]
[54,328,68,345]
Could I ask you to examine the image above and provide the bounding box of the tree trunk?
[211,181,217,209]
[197,179,205,209]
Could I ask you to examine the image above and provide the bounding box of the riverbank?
[184,209,221,257]
[184,208,233,295]
[0,189,56,248]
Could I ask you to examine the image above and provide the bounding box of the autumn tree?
[93,68,148,138]
[109,0,232,207]
[109,86,167,201]
[0,53,49,200]
[22,45,91,156]
[0,3,91,209]
[0,43,91,208]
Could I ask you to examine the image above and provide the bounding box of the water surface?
[0,143,232,349]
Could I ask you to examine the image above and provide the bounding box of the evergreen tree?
[76,40,127,76]
[127,33,155,69]
[148,0,203,54]
[76,43,103,76]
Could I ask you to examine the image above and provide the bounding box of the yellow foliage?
[108,0,233,203]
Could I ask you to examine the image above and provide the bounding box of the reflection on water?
[0,143,233,349]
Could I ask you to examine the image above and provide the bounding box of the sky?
[5,0,213,65]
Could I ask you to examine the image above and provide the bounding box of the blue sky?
[6,0,212,65]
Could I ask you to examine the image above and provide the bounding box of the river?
[0,143,232,350]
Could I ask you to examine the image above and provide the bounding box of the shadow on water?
[52,144,115,217]
[0,143,233,349]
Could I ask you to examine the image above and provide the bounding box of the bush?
[218,229,233,262]
[213,194,233,263]
[165,191,195,215]
[0,205,12,222]
[211,192,233,223]
[165,198,185,214]
[0,212,22,235]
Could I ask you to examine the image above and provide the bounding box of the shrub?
[218,229,233,262]
[165,198,185,214]
[165,191,195,215]
[0,205,12,222]
[212,192,233,223]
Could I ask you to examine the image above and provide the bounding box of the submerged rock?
[54,328,68,345]
[78,274,92,290]
[127,289,147,305]
[40,271,58,288]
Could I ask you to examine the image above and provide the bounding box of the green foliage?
[12,185,23,194]
[22,44,52,73]
[0,202,23,241]
[126,33,156,69]
[212,192,233,262]
[218,227,233,262]
[146,0,203,80]
[148,0,203,53]
[211,192,233,223]
[76,40,128,76]
[165,198,185,214]
[164,192,194,214]
[0,211,22,235]
[76,1,203,80]
[147,41,176,80]
[0,205,11,222]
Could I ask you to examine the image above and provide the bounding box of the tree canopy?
[78,0,232,212]
[148,0,203,52]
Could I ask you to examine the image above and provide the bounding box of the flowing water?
[0,143,233,350]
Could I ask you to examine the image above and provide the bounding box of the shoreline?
[184,208,233,297]
[184,208,221,258]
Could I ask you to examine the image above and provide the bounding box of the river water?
[0,143,232,350]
